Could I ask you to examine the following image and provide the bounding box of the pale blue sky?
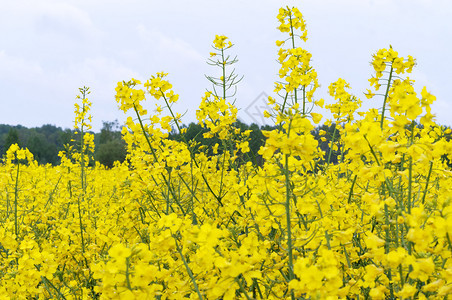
[1,0,451,131]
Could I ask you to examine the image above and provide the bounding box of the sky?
[0,0,451,132]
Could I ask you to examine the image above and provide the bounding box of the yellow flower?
[213,35,231,50]
[310,112,322,124]
[369,285,387,300]
[109,244,132,260]
[385,247,406,268]
[365,233,385,249]
[397,284,417,299]
[422,279,445,292]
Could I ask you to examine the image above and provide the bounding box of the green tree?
[99,120,122,144]
[4,128,20,154]
[96,140,127,168]
[95,120,126,168]
[27,132,59,165]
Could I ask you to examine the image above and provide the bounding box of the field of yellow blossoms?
[1,6,451,300]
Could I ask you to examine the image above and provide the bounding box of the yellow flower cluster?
[276,7,307,41]
[144,72,178,103]
[212,35,232,50]
[326,78,362,123]
[5,143,34,165]
[0,6,451,300]
[370,47,416,86]
[74,87,93,131]
[115,79,146,116]
[272,6,319,120]
[365,47,416,100]
[196,91,238,140]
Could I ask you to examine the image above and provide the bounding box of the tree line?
[0,121,126,167]
[1,121,449,168]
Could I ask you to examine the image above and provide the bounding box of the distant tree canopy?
[95,120,127,168]
[1,121,450,168]
[4,128,20,152]
[0,124,71,165]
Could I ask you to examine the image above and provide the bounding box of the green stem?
[133,104,189,214]
[387,269,394,299]
[325,230,331,250]
[236,277,252,300]
[221,48,226,100]
[342,244,351,268]
[14,161,20,239]
[41,276,67,299]
[326,124,337,167]
[77,196,85,253]
[284,154,294,281]
[407,159,412,215]
[421,162,433,204]
[380,64,394,129]
[78,99,86,253]
[133,104,160,163]
[347,175,357,204]
[407,120,415,214]
[446,233,452,251]
[156,96,223,206]
[288,8,298,107]
[302,86,306,115]
[279,92,289,131]
[398,264,405,286]
[176,239,203,300]
[125,257,132,290]
[218,143,227,199]
[6,187,10,219]
[384,204,390,254]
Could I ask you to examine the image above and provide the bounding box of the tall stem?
[78,97,86,253]
[284,154,294,281]
[176,239,204,300]
[380,64,394,129]
[421,162,433,204]
[133,105,188,214]
[14,161,20,239]
[221,48,226,100]
[160,92,221,204]
[288,9,298,106]
[326,124,337,167]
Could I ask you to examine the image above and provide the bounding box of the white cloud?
[0,51,43,82]
[33,2,98,40]
[136,25,205,63]
[2,0,97,33]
